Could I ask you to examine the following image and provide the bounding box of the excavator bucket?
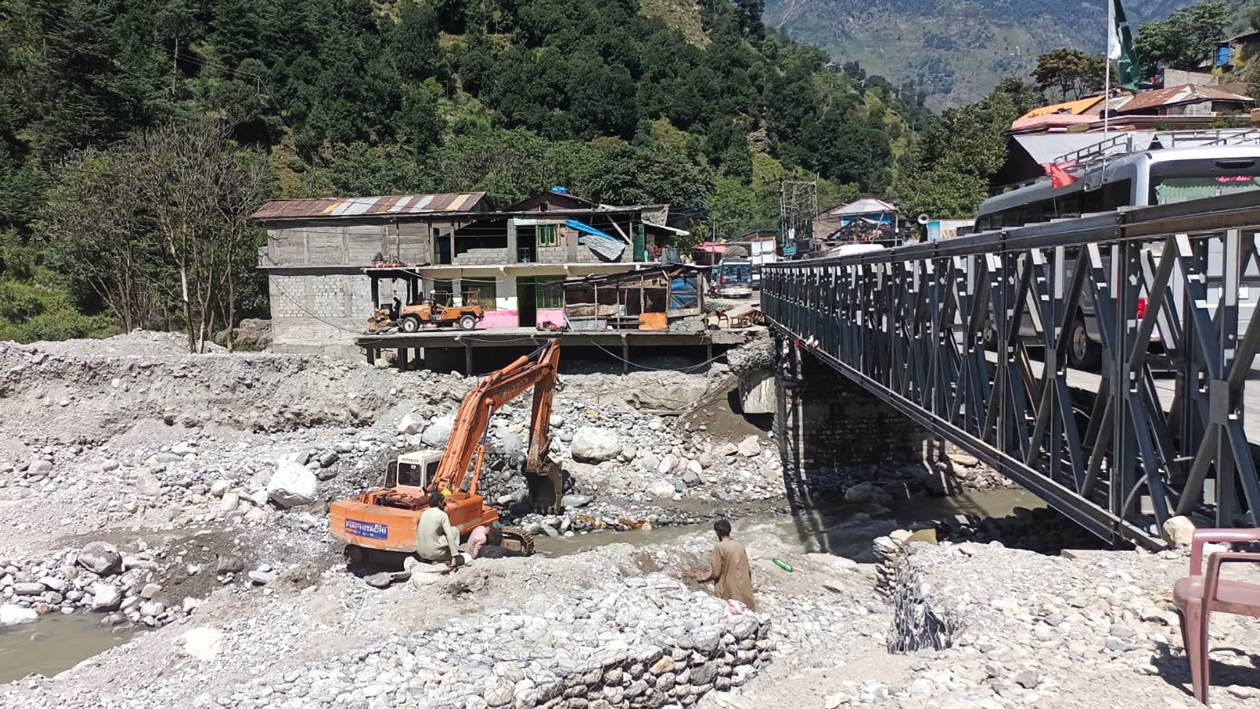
[525,455,565,513]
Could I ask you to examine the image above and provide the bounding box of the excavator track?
[500,526,536,556]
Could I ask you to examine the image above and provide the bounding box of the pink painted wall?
[537,309,566,328]
[478,310,520,328]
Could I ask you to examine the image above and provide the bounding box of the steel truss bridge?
[763,193,1260,549]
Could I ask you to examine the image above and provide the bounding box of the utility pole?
[171,39,179,96]
[778,180,817,260]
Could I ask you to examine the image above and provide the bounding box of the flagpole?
[1103,52,1110,175]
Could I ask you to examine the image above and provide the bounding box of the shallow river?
[0,613,136,683]
[0,488,1041,683]
[534,487,1041,558]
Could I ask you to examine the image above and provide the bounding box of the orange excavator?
[330,340,563,564]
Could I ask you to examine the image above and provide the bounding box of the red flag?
[1041,162,1078,189]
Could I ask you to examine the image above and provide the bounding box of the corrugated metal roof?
[1018,96,1104,121]
[1117,84,1253,114]
[251,193,487,221]
[828,198,896,216]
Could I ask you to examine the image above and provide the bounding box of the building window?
[537,224,559,247]
[536,278,564,309]
[461,278,497,310]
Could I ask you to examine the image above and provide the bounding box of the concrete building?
[254,189,686,355]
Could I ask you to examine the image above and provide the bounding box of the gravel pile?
[829,542,1260,708]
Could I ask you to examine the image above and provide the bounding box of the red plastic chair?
[1171,528,1260,704]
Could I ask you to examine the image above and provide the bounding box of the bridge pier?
[773,333,936,505]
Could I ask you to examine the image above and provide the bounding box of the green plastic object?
[772,558,793,572]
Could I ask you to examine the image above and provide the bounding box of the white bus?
[973,133,1260,368]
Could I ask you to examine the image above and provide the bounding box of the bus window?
[1153,175,1260,205]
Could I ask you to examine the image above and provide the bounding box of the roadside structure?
[253,188,687,355]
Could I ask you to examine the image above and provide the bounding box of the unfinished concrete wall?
[268,273,373,356]
[263,220,446,269]
[453,247,510,266]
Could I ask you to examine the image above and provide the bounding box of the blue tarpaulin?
[566,219,626,260]
[670,275,699,309]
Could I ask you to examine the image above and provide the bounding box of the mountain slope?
[764,0,1201,106]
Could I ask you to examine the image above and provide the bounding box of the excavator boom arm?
[431,340,560,495]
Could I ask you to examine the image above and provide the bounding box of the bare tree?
[41,121,270,353]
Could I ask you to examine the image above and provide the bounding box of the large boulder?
[737,436,762,458]
[646,480,677,500]
[570,427,621,463]
[421,416,455,448]
[0,604,38,626]
[1162,515,1196,547]
[844,482,894,505]
[623,378,710,412]
[397,413,423,436]
[78,541,122,576]
[267,460,317,508]
[90,582,122,611]
[236,319,273,350]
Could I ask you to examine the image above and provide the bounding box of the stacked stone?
[220,573,773,709]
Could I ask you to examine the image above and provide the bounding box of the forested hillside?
[0,0,926,342]
[764,0,1212,106]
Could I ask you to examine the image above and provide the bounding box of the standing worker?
[415,491,462,569]
[684,519,755,610]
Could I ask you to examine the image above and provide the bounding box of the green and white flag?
[1107,0,1140,93]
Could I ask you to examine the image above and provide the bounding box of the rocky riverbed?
[1,332,1257,708]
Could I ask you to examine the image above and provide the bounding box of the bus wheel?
[1068,317,1101,370]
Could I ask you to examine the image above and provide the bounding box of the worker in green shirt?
[415,491,461,569]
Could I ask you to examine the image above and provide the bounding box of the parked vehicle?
[713,258,754,298]
[974,134,1260,368]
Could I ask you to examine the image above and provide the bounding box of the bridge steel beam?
[763,192,1260,549]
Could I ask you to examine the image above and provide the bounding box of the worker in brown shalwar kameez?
[684,519,755,610]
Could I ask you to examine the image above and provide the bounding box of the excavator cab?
[384,450,442,488]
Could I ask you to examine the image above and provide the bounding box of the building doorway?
[517,278,537,328]
[435,228,452,265]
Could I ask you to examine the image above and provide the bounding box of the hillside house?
[254,189,686,355]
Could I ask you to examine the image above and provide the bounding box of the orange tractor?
[330,340,563,565]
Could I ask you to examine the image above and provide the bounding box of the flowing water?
[0,488,1041,684]
[0,613,137,683]
[533,488,1043,560]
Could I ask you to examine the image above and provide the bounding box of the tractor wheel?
[400,315,421,333]
[458,313,477,330]
[500,526,536,556]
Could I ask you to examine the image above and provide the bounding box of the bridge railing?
[763,192,1260,548]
